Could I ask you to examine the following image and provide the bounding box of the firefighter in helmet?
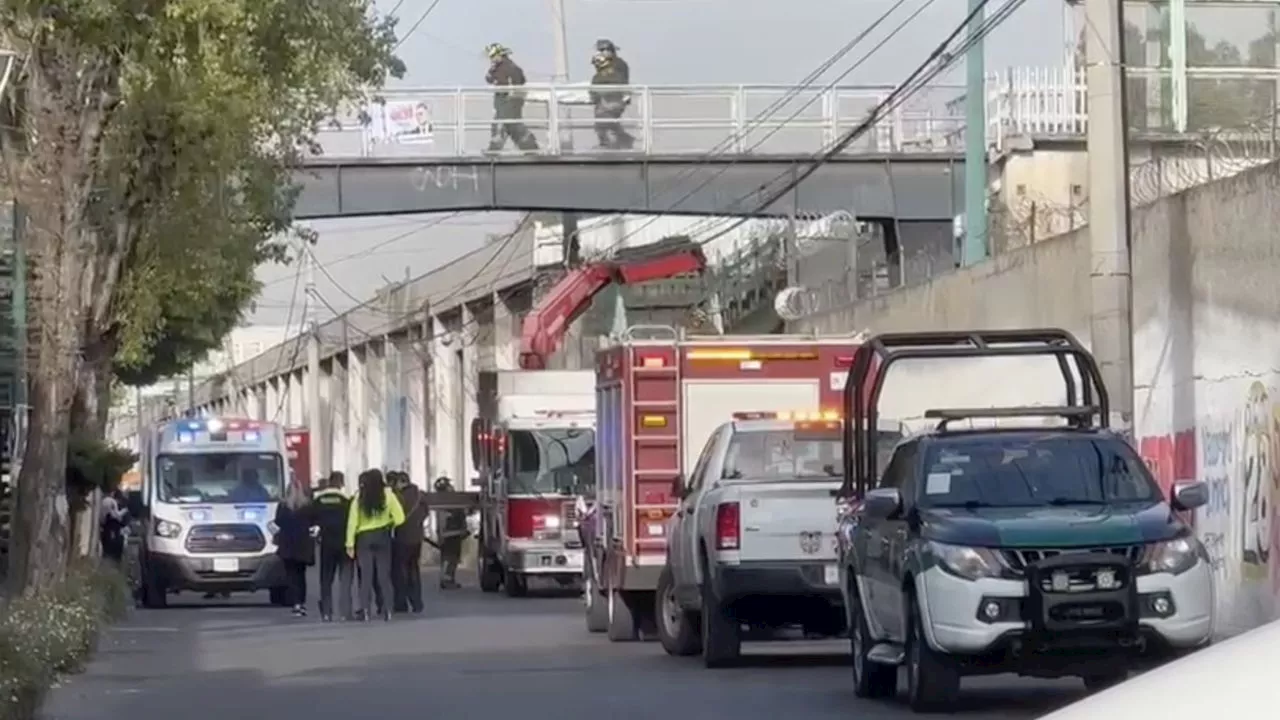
[483,43,539,152]
[589,39,634,150]
[434,476,468,589]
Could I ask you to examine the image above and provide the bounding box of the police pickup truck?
[836,329,1214,713]
[656,410,904,668]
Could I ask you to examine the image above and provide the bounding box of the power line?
[394,0,445,51]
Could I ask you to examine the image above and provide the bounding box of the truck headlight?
[541,515,561,530]
[1139,537,1199,576]
[153,519,182,539]
[930,541,1003,581]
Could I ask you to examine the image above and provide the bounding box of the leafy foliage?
[65,431,137,499]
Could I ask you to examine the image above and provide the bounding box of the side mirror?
[1171,481,1209,512]
[671,475,687,500]
[863,487,903,519]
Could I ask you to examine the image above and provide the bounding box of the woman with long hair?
[346,468,405,621]
[271,482,316,617]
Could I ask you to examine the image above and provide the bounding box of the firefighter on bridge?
[589,39,634,150]
[484,43,539,153]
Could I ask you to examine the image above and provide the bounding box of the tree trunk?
[10,376,75,597]
[67,348,114,559]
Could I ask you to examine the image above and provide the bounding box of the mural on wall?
[1140,380,1280,632]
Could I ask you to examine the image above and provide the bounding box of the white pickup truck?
[656,411,905,667]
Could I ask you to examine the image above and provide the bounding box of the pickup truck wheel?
[656,566,701,656]
[584,575,608,633]
[848,581,896,698]
[1082,671,1128,693]
[905,598,960,712]
[505,572,528,597]
[700,578,740,668]
[607,589,638,642]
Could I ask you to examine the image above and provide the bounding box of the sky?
[248,0,1274,337]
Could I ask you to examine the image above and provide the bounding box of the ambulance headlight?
[153,519,182,539]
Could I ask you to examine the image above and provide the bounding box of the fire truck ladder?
[623,325,682,563]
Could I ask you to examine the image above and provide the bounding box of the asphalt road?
[41,571,1087,720]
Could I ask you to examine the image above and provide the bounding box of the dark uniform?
[435,477,468,589]
[312,474,354,621]
[484,44,539,152]
[590,39,634,150]
[392,472,428,613]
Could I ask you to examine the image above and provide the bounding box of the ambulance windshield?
[157,453,286,504]
[507,428,595,495]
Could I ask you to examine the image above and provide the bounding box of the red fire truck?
[284,427,311,489]
[585,327,869,641]
[471,370,596,597]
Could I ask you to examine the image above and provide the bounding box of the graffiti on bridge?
[411,165,482,194]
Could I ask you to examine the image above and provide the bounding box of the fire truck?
[284,427,310,488]
[586,327,869,641]
[471,369,596,597]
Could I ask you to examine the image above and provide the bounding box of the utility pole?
[549,0,573,151]
[303,244,323,482]
[1084,0,1134,434]
[961,0,988,266]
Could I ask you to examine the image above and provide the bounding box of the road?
[42,571,1086,720]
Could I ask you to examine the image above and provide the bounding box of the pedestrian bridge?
[294,82,969,221]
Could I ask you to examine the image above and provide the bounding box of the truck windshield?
[507,428,596,495]
[724,430,903,480]
[919,435,1161,507]
[156,453,286,504]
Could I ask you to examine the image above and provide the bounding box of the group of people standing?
[483,38,634,152]
[271,470,469,622]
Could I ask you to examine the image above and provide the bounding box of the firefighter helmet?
[485,43,510,60]
[595,38,618,52]
[434,476,454,492]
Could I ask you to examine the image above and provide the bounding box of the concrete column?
[460,305,479,487]
[407,326,429,489]
[493,290,519,370]
[367,340,386,471]
[288,370,305,427]
[331,356,349,489]
[429,314,459,483]
[246,386,262,420]
[385,336,407,473]
[266,379,281,422]
[318,359,334,479]
[346,346,368,479]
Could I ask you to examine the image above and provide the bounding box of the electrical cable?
[394,0,445,51]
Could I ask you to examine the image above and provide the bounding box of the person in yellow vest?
[346,468,404,621]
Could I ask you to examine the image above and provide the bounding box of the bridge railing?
[312,83,967,158]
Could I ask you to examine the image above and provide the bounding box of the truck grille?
[185,524,266,554]
[999,545,1142,575]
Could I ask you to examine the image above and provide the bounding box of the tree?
[0,0,402,595]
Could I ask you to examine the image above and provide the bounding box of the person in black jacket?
[271,482,316,618]
[590,39,634,150]
[435,477,469,589]
[484,43,539,152]
[391,472,428,613]
[312,472,354,621]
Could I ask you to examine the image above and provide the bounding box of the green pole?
[962,0,988,266]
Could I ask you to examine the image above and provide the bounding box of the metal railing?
[312,82,967,158]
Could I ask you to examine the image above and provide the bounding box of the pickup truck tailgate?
[736,481,840,562]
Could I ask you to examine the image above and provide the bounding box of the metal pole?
[1084,0,1134,434]
[961,0,988,266]
[304,245,323,482]
[549,0,573,150]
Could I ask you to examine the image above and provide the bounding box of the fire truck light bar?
[687,349,820,361]
[733,410,840,422]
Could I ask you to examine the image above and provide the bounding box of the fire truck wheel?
[656,566,701,656]
[584,576,608,633]
[606,589,638,642]
[479,559,502,593]
[700,578,740,668]
[505,571,528,597]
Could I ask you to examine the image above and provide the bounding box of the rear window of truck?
[723,429,902,480]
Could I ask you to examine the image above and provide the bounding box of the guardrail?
[312,82,968,158]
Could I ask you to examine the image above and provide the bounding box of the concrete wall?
[792,159,1280,638]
